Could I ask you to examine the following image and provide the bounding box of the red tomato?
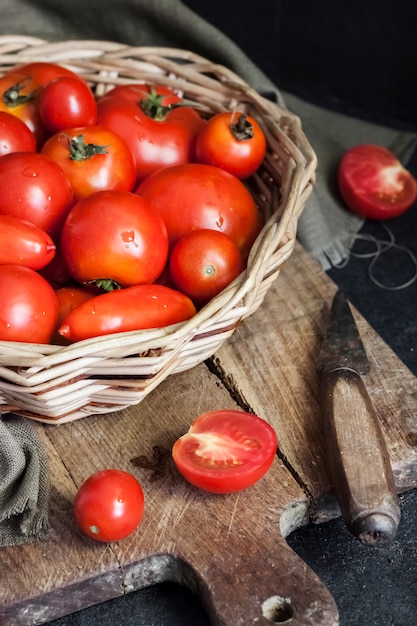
[0,264,58,343]
[338,144,417,219]
[38,76,97,133]
[0,73,47,145]
[41,126,136,199]
[196,111,267,179]
[97,83,205,182]
[39,243,73,289]
[0,111,36,154]
[9,61,82,87]
[0,215,56,270]
[0,152,74,238]
[58,283,196,342]
[172,410,277,494]
[74,469,145,542]
[52,284,96,344]
[169,229,244,305]
[136,163,262,258]
[61,190,169,289]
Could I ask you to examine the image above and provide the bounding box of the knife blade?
[318,289,400,546]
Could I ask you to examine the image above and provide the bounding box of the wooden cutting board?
[2,241,417,626]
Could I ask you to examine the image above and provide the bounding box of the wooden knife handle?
[320,368,401,546]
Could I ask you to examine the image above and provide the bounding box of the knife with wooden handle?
[318,289,401,546]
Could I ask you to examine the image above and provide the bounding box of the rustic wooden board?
[1,241,416,626]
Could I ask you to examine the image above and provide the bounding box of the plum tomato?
[172,410,278,494]
[58,283,196,342]
[41,125,136,200]
[338,144,417,220]
[0,264,58,344]
[38,76,97,133]
[196,111,267,179]
[169,229,244,305]
[74,469,145,542]
[0,110,36,154]
[0,152,74,239]
[61,190,169,289]
[135,163,262,258]
[0,215,56,270]
[97,83,205,183]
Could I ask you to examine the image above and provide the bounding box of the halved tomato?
[172,409,277,494]
[338,144,417,220]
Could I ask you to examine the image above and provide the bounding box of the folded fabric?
[0,414,50,546]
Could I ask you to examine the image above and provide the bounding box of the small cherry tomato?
[196,111,267,179]
[172,410,278,494]
[38,76,97,133]
[58,283,196,342]
[9,61,82,87]
[169,229,244,305]
[97,83,205,182]
[136,163,262,258]
[0,73,47,145]
[41,126,136,199]
[0,264,58,343]
[61,190,169,289]
[338,144,417,220]
[0,110,36,154]
[0,215,56,270]
[0,152,74,239]
[74,469,145,542]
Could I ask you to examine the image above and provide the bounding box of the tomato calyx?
[90,277,121,292]
[139,87,183,121]
[229,113,255,141]
[2,77,37,107]
[66,134,110,161]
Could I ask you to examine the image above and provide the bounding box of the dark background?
[47,3,417,625]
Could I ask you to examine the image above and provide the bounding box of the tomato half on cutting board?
[338,144,417,220]
[172,410,278,494]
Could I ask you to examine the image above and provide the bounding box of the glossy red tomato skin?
[52,284,96,344]
[196,111,267,179]
[74,469,145,543]
[338,144,417,220]
[97,83,205,182]
[58,283,196,342]
[0,152,74,239]
[41,125,136,200]
[38,77,97,133]
[0,264,58,343]
[0,215,56,270]
[61,190,169,288]
[0,111,36,154]
[0,73,47,146]
[172,410,278,494]
[9,61,82,87]
[169,229,244,305]
[136,163,262,258]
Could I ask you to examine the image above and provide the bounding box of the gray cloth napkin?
[0,414,50,546]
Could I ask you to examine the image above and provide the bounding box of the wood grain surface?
[1,241,416,626]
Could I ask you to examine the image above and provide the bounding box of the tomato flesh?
[338,144,417,219]
[172,410,277,493]
[74,469,145,542]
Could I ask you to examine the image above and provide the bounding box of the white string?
[332,223,417,290]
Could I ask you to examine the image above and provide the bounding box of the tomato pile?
[0,62,267,345]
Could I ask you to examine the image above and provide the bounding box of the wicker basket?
[0,36,317,423]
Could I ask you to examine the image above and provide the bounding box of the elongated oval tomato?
[196,111,267,179]
[136,163,262,258]
[0,152,74,239]
[338,144,417,219]
[0,215,56,270]
[0,264,58,343]
[61,190,169,289]
[74,469,145,542]
[172,410,278,493]
[58,283,196,342]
